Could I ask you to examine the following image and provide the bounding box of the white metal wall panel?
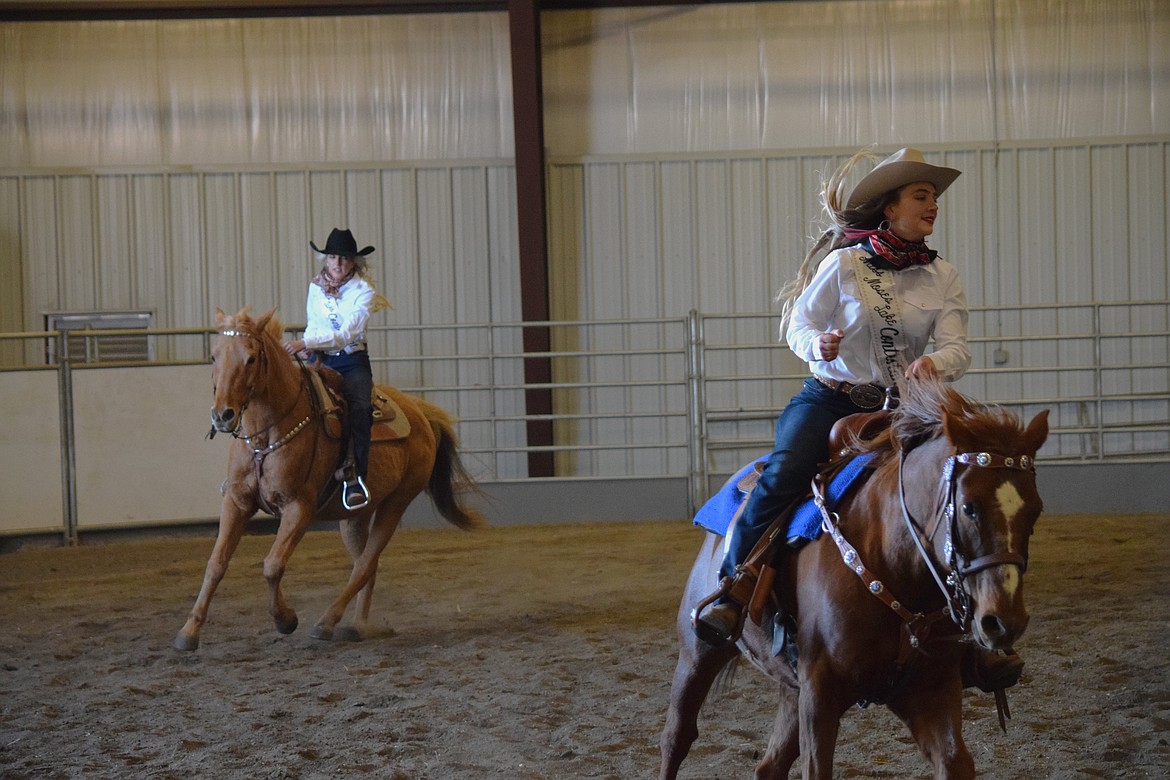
[167,174,208,360]
[694,160,732,315]
[205,173,243,322]
[484,167,528,478]
[377,168,423,388]
[22,178,58,327]
[95,176,131,310]
[660,161,696,311]
[0,371,63,533]
[0,178,21,364]
[1127,146,1168,300]
[416,168,459,408]
[239,172,280,313]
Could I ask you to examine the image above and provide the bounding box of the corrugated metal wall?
[547,142,1170,470]
[0,1,1166,482]
[0,163,523,363]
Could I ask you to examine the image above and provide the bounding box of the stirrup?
[342,476,370,511]
[691,576,749,646]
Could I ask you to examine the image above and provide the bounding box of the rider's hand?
[283,339,305,356]
[816,329,844,361]
[906,357,939,381]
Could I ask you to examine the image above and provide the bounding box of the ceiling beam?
[0,0,756,22]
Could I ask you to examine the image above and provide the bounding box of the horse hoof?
[334,626,364,643]
[173,633,199,651]
[275,614,299,635]
[310,624,333,641]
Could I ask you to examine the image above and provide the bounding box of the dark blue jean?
[719,377,864,582]
[321,351,374,479]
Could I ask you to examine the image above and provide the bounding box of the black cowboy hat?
[310,228,375,258]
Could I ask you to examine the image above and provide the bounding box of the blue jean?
[321,351,373,479]
[718,377,864,582]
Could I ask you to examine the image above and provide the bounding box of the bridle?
[815,444,1037,650]
[898,448,1035,631]
[210,327,314,463]
[210,326,328,517]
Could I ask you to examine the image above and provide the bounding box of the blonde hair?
[358,265,394,313]
[775,148,903,330]
[315,254,394,312]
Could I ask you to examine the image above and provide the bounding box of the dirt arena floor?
[1,512,1167,779]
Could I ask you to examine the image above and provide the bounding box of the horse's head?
[935,390,1049,651]
[209,307,282,434]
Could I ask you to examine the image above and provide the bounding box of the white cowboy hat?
[846,148,961,209]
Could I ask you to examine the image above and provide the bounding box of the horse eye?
[246,356,256,365]
[961,502,977,519]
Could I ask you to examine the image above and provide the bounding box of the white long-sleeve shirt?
[302,276,375,353]
[785,246,971,384]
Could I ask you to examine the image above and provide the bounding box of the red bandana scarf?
[843,228,937,270]
[311,267,357,298]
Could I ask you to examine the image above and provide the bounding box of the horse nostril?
[222,409,235,422]
[980,614,1007,640]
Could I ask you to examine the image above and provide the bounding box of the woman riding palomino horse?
[175,307,484,651]
[692,147,1022,691]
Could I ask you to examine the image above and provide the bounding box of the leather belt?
[324,343,367,356]
[812,374,891,410]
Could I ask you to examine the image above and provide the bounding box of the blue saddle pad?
[693,453,877,543]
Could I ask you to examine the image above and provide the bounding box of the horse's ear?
[255,307,277,331]
[941,410,977,452]
[1022,408,1050,455]
[214,307,227,326]
[256,307,283,341]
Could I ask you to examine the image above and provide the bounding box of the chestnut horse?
[174,307,486,651]
[660,378,1049,779]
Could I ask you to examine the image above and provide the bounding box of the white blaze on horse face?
[995,480,1026,596]
[996,481,1025,525]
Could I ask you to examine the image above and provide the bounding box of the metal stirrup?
[342,476,370,511]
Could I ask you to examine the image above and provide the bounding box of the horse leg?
[658,635,739,780]
[261,500,317,636]
[889,682,975,779]
[755,682,800,778]
[310,497,408,641]
[173,495,253,651]
[333,514,375,642]
[797,662,851,780]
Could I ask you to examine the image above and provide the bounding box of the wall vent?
[45,311,155,365]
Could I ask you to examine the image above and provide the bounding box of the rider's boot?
[693,581,751,647]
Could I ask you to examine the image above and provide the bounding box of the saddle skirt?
[693,452,877,542]
[307,367,411,442]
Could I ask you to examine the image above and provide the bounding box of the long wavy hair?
[775,148,905,331]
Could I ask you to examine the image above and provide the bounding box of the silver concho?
[849,383,884,410]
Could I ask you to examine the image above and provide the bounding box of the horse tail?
[419,399,488,531]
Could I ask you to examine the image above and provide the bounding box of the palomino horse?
[660,378,1049,779]
[174,307,486,651]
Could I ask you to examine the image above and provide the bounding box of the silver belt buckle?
[848,384,884,410]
